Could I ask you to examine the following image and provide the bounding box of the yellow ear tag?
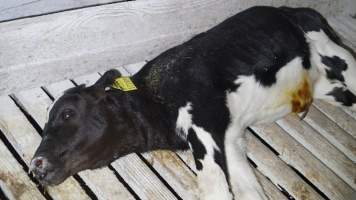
[112,77,137,91]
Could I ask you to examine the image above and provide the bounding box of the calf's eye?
[62,109,74,120]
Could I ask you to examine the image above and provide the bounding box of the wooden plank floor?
[1,58,356,199]
[1,4,356,200]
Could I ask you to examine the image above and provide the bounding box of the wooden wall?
[0,0,348,95]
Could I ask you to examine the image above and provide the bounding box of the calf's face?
[30,70,140,185]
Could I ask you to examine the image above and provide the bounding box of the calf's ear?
[94,69,122,89]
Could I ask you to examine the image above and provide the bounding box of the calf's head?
[30,70,143,185]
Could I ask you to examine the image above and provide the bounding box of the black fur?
[187,128,207,170]
[327,87,356,107]
[321,55,348,82]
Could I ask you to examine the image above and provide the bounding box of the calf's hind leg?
[308,30,356,110]
[224,124,268,200]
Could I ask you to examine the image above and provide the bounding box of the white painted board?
[0,0,342,95]
[0,0,126,22]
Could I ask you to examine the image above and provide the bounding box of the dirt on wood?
[0,171,27,199]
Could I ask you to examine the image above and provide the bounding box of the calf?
[30,6,356,200]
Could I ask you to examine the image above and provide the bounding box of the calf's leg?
[224,124,268,200]
[308,30,356,110]
[314,76,356,110]
[187,127,232,200]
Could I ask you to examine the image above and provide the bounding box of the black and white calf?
[30,6,356,200]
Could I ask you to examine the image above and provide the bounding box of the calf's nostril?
[38,171,47,180]
[30,157,47,171]
[35,159,43,168]
[30,157,49,181]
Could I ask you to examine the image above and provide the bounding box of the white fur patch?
[227,57,309,127]
[192,125,220,155]
[196,155,232,200]
[176,102,193,138]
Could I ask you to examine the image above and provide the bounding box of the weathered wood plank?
[313,100,356,139]
[77,67,199,199]
[255,170,288,200]
[0,0,341,95]
[0,0,126,22]
[0,138,45,200]
[14,88,135,200]
[45,72,178,200]
[252,122,356,200]
[245,131,324,200]
[111,154,177,200]
[124,61,147,75]
[276,115,356,190]
[142,151,199,200]
[303,106,356,162]
[0,96,90,200]
[329,15,356,49]
[342,108,356,121]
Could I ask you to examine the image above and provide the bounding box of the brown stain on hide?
[290,74,313,114]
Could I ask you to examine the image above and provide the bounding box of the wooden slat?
[142,151,199,199]
[44,79,74,99]
[76,67,199,199]
[14,88,135,200]
[45,73,178,200]
[252,122,355,200]
[342,108,356,121]
[313,100,356,139]
[276,115,356,190]
[0,0,126,22]
[0,0,341,95]
[255,170,288,200]
[124,61,147,75]
[303,106,356,162]
[0,138,45,200]
[0,96,90,200]
[111,154,177,200]
[329,16,356,49]
[245,131,324,200]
